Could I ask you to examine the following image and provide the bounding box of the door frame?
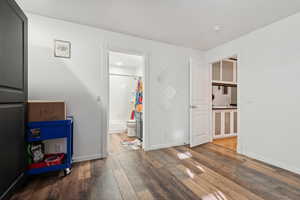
[101,43,150,157]
[209,54,242,153]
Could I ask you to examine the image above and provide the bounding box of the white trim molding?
[148,142,187,151]
[73,154,103,163]
[243,150,300,175]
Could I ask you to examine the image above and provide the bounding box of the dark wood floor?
[11,133,300,200]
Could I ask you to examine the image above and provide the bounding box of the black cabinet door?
[0,104,26,196]
[0,0,27,198]
[0,0,27,103]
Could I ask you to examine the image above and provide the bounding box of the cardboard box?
[28,101,66,122]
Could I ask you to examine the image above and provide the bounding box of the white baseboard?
[109,120,127,134]
[243,150,300,175]
[147,141,187,151]
[109,129,126,134]
[73,154,103,163]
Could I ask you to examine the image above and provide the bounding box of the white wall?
[109,65,139,133]
[206,12,300,174]
[27,13,203,161]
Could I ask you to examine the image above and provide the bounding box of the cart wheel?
[64,168,72,176]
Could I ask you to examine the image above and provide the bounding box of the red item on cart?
[28,153,65,169]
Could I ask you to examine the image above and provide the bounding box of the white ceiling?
[16,0,300,50]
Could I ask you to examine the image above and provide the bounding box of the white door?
[189,57,211,147]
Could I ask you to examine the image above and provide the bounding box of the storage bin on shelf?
[26,116,73,176]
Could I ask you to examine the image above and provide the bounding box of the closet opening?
[107,51,145,154]
[211,56,239,152]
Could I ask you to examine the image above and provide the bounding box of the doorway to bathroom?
[107,51,145,154]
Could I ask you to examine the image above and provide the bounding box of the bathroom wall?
[109,65,140,133]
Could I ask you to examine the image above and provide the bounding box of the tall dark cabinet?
[0,0,28,199]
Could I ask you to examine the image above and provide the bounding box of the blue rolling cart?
[26,116,73,176]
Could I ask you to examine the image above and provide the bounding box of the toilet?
[127,120,137,137]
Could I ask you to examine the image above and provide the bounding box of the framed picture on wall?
[54,40,71,58]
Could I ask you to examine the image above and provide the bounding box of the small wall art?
[54,40,71,58]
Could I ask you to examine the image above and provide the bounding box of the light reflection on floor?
[177,152,192,160]
[202,191,228,200]
[196,165,205,172]
[186,168,195,178]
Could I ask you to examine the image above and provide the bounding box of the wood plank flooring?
[108,133,141,154]
[212,136,237,151]
[11,133,300,200]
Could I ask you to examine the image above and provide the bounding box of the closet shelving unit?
[212,58,238,139]
[212,59,238,87]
